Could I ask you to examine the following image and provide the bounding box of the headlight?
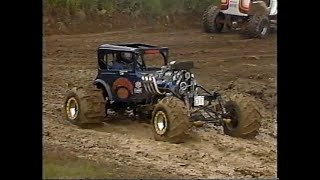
[135,81,142,88]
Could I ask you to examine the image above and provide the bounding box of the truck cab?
[94,43,169,105]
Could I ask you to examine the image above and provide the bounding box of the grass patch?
[43,144,180,179]
[43,145,120,179]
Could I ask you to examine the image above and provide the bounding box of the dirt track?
[43,28,277,178]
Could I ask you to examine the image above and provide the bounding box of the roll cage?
[97,43,169,71]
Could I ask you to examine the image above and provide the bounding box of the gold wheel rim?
[66,97,79,120]
[154,111,168,135]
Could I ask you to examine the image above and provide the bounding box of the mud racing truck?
[64,43,262,143]
[203,0,277,38]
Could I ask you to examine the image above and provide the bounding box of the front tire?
[202,5,225,33]
[151,96,191,143]
[245,15,270,38]
[223,94,262,138]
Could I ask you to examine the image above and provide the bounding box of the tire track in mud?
[43,29,277,178]
[44,115,276,178]
[44,99,276,178]
[44,95,276,178]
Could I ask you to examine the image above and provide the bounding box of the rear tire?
[63,87,106,128]
[223,94,261,138]
[152,96,191,143]
[202,5,225,33]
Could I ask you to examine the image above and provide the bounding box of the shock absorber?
[216,94,232,124]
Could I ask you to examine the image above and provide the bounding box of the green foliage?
[97,0,116,13]
[45,0,220,17]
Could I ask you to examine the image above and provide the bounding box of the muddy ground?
[43,28,277,178]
